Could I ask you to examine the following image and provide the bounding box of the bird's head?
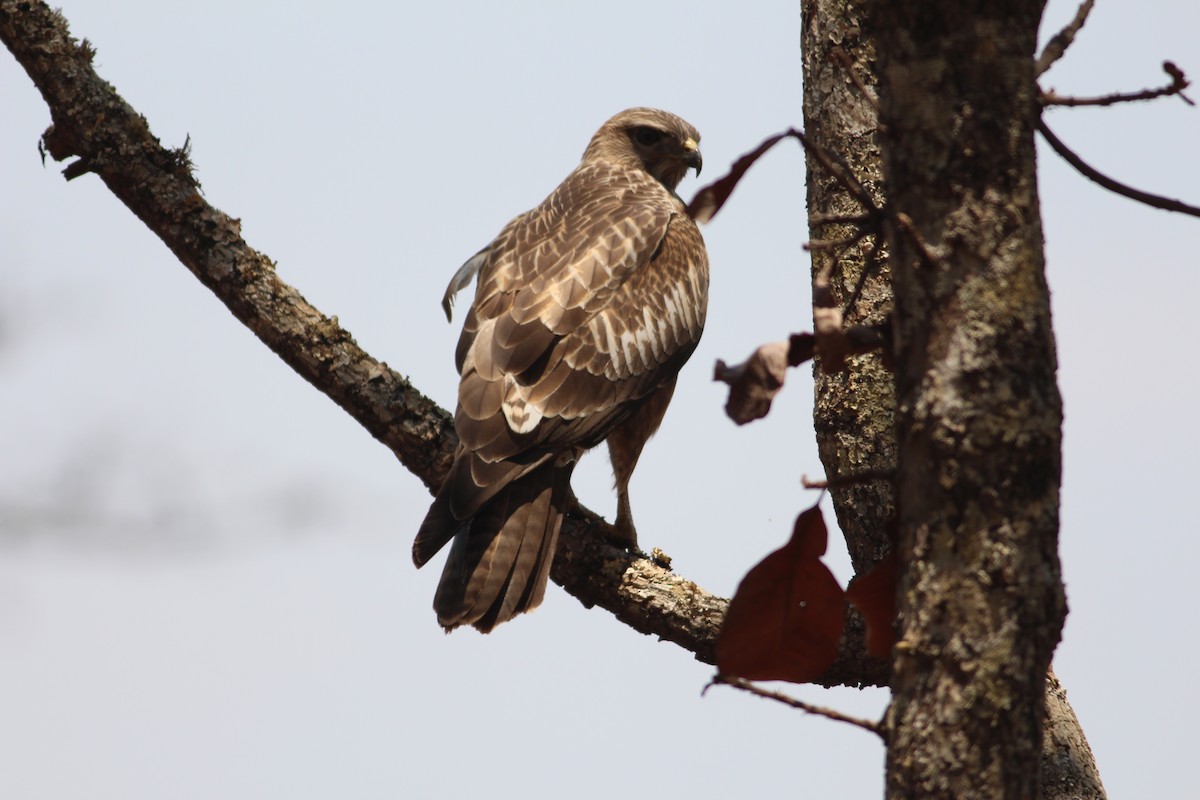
[582,107,702,192]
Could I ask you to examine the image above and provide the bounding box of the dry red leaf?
[716,504,846,683]
[686,130,795,224]
[845,552,897,659]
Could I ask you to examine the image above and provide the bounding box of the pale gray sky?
[2,2,1197,797]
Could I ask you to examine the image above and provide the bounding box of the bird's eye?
[633,126,664,147]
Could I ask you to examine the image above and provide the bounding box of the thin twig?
[843,233,883,321]
[705,675,887,740]
[804,228,871,252]
[893,213,944,269]
[819,146,878,213]
[688,127,878,225]
[1043,61,1194,108]
[809,212,874,227]
[1038,120,1200,217]
[813,247,837,308]
[802,468,895,491]
[791,128,879,213]
[830,46,881,116]
[1035,0,1095,77]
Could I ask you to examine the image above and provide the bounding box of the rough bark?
[800,0,895,574]
[801,1,1103,797]
[873,2,1069,798]
[1041,669,1106,799]
[0,0,889,686]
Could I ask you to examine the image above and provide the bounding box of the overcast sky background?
[2,2,1197,798]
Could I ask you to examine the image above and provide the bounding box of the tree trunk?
[872,2,1068,797]
[800,0,896,574]
[801,1,1102,797]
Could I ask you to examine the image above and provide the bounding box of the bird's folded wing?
[446,163,708,510]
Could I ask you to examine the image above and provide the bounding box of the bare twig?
[1043,61,1194,107]
[802,468,895,491]
[892,213,944,269]
[843,233,884,321]
[1038,120,1200,217]
[1035,0,1095,77]
[813,250,837,308]
[830,46,881,116]
[809,212,874,227]
[805,133,879,213]
[705,675,886,740]
[804,229,871,252]
[688,127,879,227]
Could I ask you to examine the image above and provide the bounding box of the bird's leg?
[604,381,676,557]
[562,484,600,524]
[611,480,641,553]
[606,428,647,554]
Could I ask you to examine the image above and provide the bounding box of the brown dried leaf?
[716,504,846,683]
[814,304,850,375]
[714,340,790,425]
[713,335,817,425]
[845,552,897,659]
[787,332,816,366]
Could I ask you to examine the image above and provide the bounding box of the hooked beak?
[682,137,703,176]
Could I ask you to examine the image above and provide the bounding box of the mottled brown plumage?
[414,108,709,632]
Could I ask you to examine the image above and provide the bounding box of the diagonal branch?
[705,675,886,739]
[2,4,457,494]
[1035,0,1095,78]
[1038,119,1200,217]
[0,0,887,687]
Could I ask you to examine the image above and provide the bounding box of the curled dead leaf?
[713,340,789,425]
[713,334,815,426]
[813,304,849,375]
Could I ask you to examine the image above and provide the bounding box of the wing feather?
[438,161,707,532]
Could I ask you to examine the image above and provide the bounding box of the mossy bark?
[873,3,1068,797]
[802,1,1101,797]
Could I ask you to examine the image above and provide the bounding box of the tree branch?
[0,0,889,687]
[1035,0,1095,78]
[1041,668,1106,799]
[705,675,886,739]
[1042,61,1194,107]
[1038,119,1200,217]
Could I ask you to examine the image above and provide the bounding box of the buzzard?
[414,108,709,632]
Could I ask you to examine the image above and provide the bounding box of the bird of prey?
[413,107,709,632]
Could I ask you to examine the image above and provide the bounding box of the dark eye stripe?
[633,126,664,146]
